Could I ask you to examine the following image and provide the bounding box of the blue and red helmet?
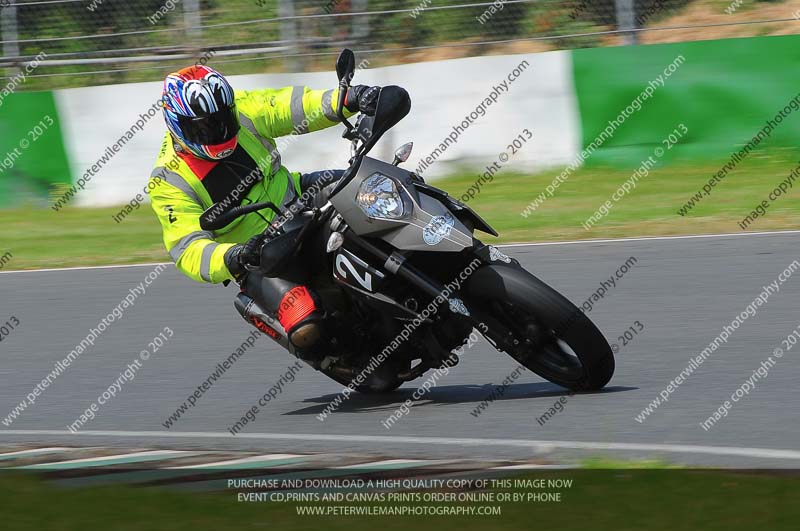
[161,65,240,160]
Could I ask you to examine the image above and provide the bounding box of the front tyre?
[466,265,614,390]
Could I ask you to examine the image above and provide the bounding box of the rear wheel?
[467,265,614,390]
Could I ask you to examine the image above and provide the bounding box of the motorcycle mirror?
[392,142,414,166]
[336,48,356,84]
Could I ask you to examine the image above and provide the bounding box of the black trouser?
[243,169,344,339]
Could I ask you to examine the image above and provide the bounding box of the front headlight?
[356,173,407,219]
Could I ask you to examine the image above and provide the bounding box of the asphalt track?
[2,231,800,467]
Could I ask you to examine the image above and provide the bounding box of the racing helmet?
[161,65,240,160]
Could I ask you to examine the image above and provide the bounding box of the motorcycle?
[200,49,614,393]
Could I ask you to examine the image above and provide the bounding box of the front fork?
[456,242,531,355]
[460,244,552,362]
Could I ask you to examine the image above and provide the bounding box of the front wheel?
[466,265,614,391]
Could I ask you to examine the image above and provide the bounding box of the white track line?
[0,262,170,275]
[500,229,800,248]
[25,449,189,467]
[0,447,72,458]
[491,464,575,470]
[172,453,305,469]
[337,459,442,469]
[2,430,799,461]
[2,229,799,275]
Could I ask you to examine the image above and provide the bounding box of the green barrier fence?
[572,34,800,167]
[0,91,72,207]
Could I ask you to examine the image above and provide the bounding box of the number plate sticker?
[333,249,386,293]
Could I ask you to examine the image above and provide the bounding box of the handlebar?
[199,201,281,231]
[199,49,407,231]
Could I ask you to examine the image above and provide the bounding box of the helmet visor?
[177,104,240,146]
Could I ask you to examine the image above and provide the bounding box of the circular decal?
[423,212,455,246]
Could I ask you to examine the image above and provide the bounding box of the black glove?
[345,85,381,115]
[224,233,267,278]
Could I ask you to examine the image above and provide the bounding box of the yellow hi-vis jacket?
[148,85,351,284]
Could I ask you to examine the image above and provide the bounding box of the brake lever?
[337,78,355,135]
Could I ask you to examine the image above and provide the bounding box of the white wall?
[55,51,581,207]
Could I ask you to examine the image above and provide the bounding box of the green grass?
[579,457,680,469]
[0,149,798,270]
[2,470,799,530]
[437,148,800,243]
[0,206,167,270]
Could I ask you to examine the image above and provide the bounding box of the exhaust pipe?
[234,292,293,352]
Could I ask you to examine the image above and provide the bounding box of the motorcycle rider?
[147,64,381,354]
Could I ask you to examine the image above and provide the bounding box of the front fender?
[464,263,539,302]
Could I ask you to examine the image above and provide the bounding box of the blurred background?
[2,0,800,89]
[2,0,798,88]
[1,0,800,267]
